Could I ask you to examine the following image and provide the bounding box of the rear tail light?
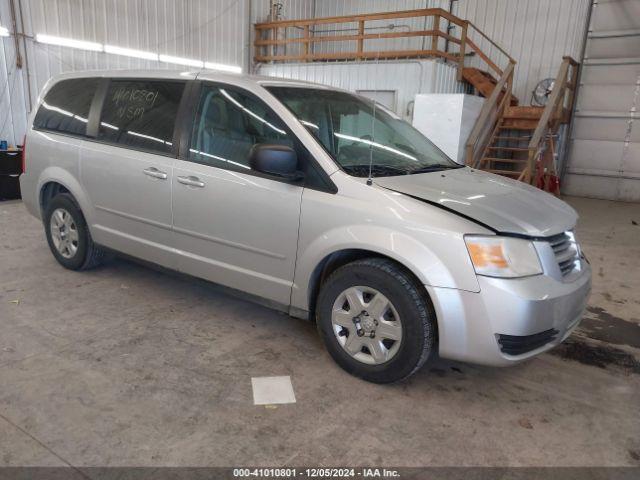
[21,135,26,174]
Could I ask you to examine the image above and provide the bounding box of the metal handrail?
[467,21,516,64]
[254,8,466,30]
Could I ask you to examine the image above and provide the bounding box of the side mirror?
[249,144,303,181]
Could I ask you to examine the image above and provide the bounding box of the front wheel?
[316,258,436,383]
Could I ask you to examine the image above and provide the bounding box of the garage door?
[564,0,640,202]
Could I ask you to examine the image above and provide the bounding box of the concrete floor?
[0,196,639,468]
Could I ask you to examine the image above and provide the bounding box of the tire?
[316,257,436,384]
[44,193,106,270]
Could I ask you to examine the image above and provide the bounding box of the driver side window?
[189,85,293,172]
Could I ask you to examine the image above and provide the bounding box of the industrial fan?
[531,78,555,106]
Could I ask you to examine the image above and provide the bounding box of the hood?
[374,168,577,237]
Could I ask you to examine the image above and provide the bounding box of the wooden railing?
[524,56,579,184]
[464,61,516,168]
[253,7,510,72]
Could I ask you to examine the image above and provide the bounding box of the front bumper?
[427,258,592,366]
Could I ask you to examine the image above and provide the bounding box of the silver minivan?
[20,70,591,383]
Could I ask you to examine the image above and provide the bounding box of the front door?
[172,83,303,306]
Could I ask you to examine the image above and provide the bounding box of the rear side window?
[33,78,98,136]
[97,80,185,154]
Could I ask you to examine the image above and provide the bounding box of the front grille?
[547,232,579,277]
[498,329,559,356]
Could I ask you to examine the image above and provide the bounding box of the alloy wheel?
[49,208,79,259]
[331,286,403,365]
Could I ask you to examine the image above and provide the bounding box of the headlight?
[567,230,582,257]
[464,235,543,278]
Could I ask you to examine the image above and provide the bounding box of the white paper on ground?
[251,376,296,405]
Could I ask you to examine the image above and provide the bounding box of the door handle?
[143,167,168,180]
[177,175,205,188]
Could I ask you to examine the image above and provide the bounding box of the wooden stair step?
[485,169,523,176]
[461,67,519,106]
[499,125,536,131]
[494,136,531,141]
[503,106,544,120]
[462,67,497,90]
[487,146,530,152]
[482,157,528,164]
[501,119,539,129]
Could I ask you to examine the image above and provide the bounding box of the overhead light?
[158,54,204,68]
[104,45,158,61]
[219,88,286,134]
[333,132,418,161]
[36,34,102,52]
[100,122,119,130]
[204,61,242,74]
[189,149,250,169]
[33,32,241,73]
[42,101,87,122]
[300,119,319,129]
[127,130,172,145]
[0,26,9,37]
[42,101,73,117]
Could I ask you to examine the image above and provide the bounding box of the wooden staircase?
[462,68,519,106]
[465,57,579,192]
[477,106,542,179]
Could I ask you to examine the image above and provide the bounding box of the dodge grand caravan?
[20,70,591,383]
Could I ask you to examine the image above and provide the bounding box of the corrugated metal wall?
[454,0,591,104]
[251,0,316,25]
[0,0,28,145]
[0,0,252,145]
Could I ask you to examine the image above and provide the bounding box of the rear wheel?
[44,193,106,270]
[316,257,436,383]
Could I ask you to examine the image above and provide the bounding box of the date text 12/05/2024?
[232,468,401,478]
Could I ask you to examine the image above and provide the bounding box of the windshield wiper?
[409,164,464,174]
[342,164,410,177]
[393,142,419,156]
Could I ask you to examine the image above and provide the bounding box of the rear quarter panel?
[21,129,93,225]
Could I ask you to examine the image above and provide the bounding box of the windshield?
[266,86,462,177]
